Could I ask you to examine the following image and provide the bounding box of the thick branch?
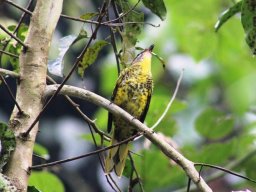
[4,1,63,191]
[44,84,213,192]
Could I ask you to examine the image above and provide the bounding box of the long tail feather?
[105,139,129,177]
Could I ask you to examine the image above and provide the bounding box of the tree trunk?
[4,1,63,191]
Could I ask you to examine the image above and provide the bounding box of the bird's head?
[132,44,154,64]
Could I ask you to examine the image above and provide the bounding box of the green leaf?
[195,107,234,139]
[0,122,16,171]
[3,24,28,71]
[118,1,144,66]
[72,29,88,45]
[215,1,242,32]
[28,171,64,192]
[16,23,28,42]
[80,12,99,20]
[28,186,41,192]
[142,0,167,20]
[78,40,109,77]
[241,0,256,54]
[198,140,236,164]
[243,156,256,179]
[134,149,185,190]
[33,143,50,160]
[7,25,16,32]
[226,73,256,114]
[165,0,218,60]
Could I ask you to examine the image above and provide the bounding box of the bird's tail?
[105,138,129,177]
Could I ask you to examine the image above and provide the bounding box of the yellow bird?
[105,45,154,177]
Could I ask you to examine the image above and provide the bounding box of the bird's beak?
[148,44,154,52]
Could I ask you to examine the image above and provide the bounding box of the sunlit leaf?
[195,107,234,139]
[215,1,242,32]
[142,0,167,20]
[33,143,50,160]
[28,171,64,192]
[78,40,109,77]
[16,23,28,42]
[0,122,16,171]
[166,0,218,60]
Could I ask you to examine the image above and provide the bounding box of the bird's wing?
[107,70,127,133]
[139,85,152,123]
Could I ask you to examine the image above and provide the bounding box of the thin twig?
[194,163,256,184]
[107,14,121,74]
[0,50,19,58]
[60,14,159,27]
[30,134,140,170]
[106,0,141,24]
[128,152,144,192]
[174,149,256,192]
[151,69,184,130]
[12,0,34,34]
[89,121,121,192]
[187,178,191,192]
[60,14,102,25]
[22,2,108,137]
[0,23,27,49]
[0,74,23,113]
[4,0,32,15]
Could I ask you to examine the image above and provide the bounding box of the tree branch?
[0,68,19,78]
[44,84,213,192]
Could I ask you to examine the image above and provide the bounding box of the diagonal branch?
[44,84,213,192]
[0,23,27,49]
[30,134,139,169]
[0,50,19,58]
[4,0,33,15]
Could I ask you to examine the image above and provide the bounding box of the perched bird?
[105,45,154,177]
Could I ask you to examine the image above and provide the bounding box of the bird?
[105,44,154,177]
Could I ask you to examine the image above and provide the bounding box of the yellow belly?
[113,75,152,140]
